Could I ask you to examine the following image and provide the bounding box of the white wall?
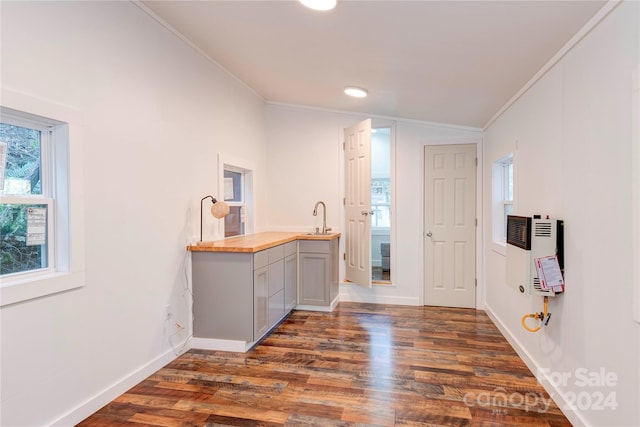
[265,104,482,306]
[483,2,640,425]
[0,2,266,425]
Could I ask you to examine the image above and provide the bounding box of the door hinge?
[343,142,345,150]
[343,197,346,205]
[475,278,478,287]
[475,157,478,166]
[475,218,478,227]
[343,253,346,260]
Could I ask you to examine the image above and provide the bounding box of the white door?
[424,144,476,308]
[344,119,372,288]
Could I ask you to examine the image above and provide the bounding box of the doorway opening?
[344,119,394,288]
[371,127,392,282]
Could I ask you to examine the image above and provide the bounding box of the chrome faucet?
[312,201,331,234]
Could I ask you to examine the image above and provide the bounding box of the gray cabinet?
[192,251,255,342]
[192,240,298,348]
[299,238,339,308]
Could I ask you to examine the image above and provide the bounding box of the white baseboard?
[339,290,420,306]
[296,295,340,312]
[483,303,587,427]
[51,339,189,426]
[190,337,254,352]
[296,304,334,312]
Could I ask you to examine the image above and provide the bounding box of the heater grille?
[506,215,532,250]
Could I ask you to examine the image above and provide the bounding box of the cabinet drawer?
[267,244,285,263]
[254,250,269,270]
[299,240,329,254]
[284,241,297,257]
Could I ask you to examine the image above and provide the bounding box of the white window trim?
[0,88,85,307]
[633,64,640,323]
[217,154,254,238]
[491,152,516,256]
[1,114,57,277]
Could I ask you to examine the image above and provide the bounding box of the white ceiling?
[140,0,607,129]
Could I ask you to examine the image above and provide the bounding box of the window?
[1,115,55,276]
[371,178,391,228]
[1,89,85,307]
[223,165,252,237]
[492,153,514,244]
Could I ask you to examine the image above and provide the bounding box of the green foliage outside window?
[1,204,46,275]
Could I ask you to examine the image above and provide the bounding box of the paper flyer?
[534,255,565,293]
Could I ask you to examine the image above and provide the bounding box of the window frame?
[217,154,254,239]
[1,115,57,278]
[492,153,515,255]
[223,165,247,237]
[0,88,85,307]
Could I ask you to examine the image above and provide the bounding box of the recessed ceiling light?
[299,0,336,11]
[344,86,368,98]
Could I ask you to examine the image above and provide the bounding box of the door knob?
[426,231,433,237]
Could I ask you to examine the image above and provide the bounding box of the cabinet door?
[253,266,269,340]
[268,259,285,328]
[268,259,285,297]
[269,290,285,329]
[299,252,330,306]
[192,252,253,341]
[284,253,297,311]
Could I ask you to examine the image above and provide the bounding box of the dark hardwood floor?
[79,303,571,426]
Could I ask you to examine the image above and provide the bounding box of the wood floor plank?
[78,303,572,426]
[172,400,289,424]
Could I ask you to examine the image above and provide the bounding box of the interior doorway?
[343,119,394,287]
[371,126,392,282]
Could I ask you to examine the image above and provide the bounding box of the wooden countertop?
[187,231,341,253]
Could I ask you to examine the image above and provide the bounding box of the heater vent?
[534,221,552,238]
[533,276,554,295]
[533,276,541,291]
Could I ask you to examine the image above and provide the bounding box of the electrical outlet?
[164,304,172,320]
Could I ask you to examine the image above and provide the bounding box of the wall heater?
[506,215,564,296]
